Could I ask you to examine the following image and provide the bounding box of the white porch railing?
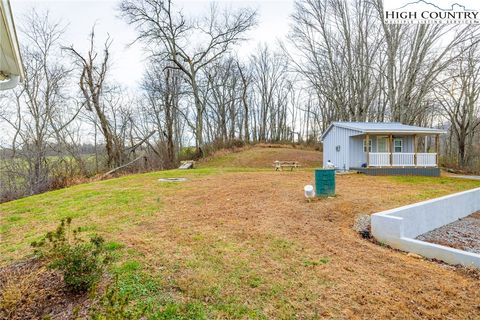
[417,153,437,167]
[368,153,437,167]
[370,153,390,167]
[393,153,415,166]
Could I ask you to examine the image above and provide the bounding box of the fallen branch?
[101,155,145,179]
[126,130,156,154]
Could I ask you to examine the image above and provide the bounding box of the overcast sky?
[11,0,480,92]
[11,0,295,91]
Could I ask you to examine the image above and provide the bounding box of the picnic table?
[178,160,195,169]
[274,160,301,171]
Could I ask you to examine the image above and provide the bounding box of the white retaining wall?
[371,187,480,268]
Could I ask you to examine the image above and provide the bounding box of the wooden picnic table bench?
[178,160,195,169]
[274,160,301,171]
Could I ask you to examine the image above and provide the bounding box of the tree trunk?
[190,69,204,157]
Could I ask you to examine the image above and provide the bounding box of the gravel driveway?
[417,212,480,254]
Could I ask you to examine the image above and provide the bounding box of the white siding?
[323,124,419,170]
[349,135,366,168]
[323,126,362,170]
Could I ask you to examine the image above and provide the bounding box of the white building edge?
[0,0,24,90]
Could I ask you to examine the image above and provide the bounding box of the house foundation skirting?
[352,167,440,177]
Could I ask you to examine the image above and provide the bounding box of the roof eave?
[0,0,24,84]
[320,123,334,141]
[321,122,365,141]
[321,122,447,141]
[362,130,447,135]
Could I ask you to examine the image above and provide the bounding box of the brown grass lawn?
[198,144,323,168]
[2,146,480,319]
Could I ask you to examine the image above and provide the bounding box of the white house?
[321,122,446,176]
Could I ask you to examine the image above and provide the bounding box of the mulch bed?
[417,212,480,254]
[0,258,91,320]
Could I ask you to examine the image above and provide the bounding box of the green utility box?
[315,169,335,197]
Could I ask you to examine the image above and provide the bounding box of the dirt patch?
[0,259,90,320]
[417,212,480,254]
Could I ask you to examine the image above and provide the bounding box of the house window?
[394,138,403,153]
[363,139,372,152]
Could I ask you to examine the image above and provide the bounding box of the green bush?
[31,218,110,292]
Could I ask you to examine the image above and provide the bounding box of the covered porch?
[352,133,441,168]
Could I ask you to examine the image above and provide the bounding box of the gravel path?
[449,175,480,181]
[417,212,480,254]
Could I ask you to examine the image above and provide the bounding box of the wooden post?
[413,134,417,167]
[389,134,393,166]
[366,134,370,168]
[436,134,440,166]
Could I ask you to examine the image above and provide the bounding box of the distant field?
[1,146,480,319]
[0,154,99,174]
[0,154,99,195]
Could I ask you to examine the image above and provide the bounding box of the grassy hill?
[198,144,322,168]
[1,145,480,319]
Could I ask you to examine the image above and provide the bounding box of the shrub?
[31,218,110,293]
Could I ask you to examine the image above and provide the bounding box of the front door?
[377,136,388,153]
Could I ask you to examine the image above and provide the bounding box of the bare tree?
[142,60,182,167]
[250,45,290,141]
[203,56,240,143]
[63,27,123,168]
[434,41,480,166]
[237,60,252,142]
[119,0,257,156]
[290,0,383,122]
[0,11,75,197]
[374,0,478,124]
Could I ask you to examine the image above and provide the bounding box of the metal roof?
[321,122,446,140]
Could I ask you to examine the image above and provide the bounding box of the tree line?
[1,0,480,201]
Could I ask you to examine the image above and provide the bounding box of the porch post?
[436,134,440,166]
[389,134,393,166]
[366,134,370,168]
[413,134,417,166]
